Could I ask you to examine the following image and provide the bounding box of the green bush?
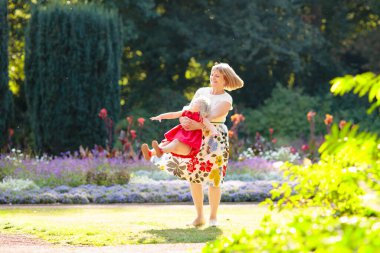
[203,214,380,253]
[0,177,40,192]
[242,84,331,140]
[25,2,122,154]
[0,0,13,148]
[203,72,380,252]
[85,167,130,186]
[242,84,380,143]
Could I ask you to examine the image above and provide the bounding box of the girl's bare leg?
[190,182,205,226]
[208,186,221,223]
[160,139,191,156]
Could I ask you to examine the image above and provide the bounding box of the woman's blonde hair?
[211,62,244,91]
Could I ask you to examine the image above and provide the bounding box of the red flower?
[301,144,309,151]
[187,157,199,173]
[126,116,133,125]
[199,160,213,172]
[269,128,274,135]
[324,114,333,125]
[8,128,14,137]
[271,138,277,144]
[290,146,297,154]
[339,120,347,129]
[130,130,137,140]
[98,108,108,119]
[307,111,316,122]
[222,165,227,177]
[137,117,145,127]
[231,113,245,124]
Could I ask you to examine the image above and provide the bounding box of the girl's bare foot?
[141,144,152,161]
[152,140,163,158]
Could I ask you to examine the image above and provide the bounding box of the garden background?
[1,0,380,252]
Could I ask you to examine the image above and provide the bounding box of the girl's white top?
[192,87,233,123]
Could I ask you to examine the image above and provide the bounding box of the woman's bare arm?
[151,111,183,122]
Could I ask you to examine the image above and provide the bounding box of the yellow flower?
[215,156,223,167]
[159,165,165,171]
[209,169,220,187]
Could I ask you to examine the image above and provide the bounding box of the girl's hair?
[211,62,244,91]
[190,96,210,118]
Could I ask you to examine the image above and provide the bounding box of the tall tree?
[25,2,122,154]
[0,0,13,148]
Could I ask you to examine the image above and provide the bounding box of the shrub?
[242,84,330,140]
[203,214,380,252]
[0,0,13,148]
[40,192,58,204]
[204,73,380,252]
[0,177,39,192]
[25,2,122,154]
[85,166,130,186]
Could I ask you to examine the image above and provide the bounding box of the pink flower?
[290,146,297,154]
[126,116,133,125]
[301,144,309,151]
[324,114,333,125]
[271,138,277,144]
[231,114,245,124]
[137,117,145,127]
[307,111,316,122]
[98,108,107,119]
[269,128,274,135]
[130,130,137,140]
[339,120,347,129]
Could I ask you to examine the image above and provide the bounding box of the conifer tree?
[0,0,13,148]
[25,3,122,154]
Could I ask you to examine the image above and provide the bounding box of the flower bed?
[0,150,285,204]
[0,180,276,204]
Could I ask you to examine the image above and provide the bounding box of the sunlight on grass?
[0,204,274,246]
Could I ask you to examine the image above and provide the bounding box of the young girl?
[141,96,218,161]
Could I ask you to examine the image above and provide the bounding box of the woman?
[151,62,244,227]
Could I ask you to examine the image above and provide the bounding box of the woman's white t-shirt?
[192,87,233,123]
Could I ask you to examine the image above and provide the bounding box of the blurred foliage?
[0,0,13,148]
[331,72,380,113]
[203,214,380,253]
[242,84,330,140]
[203,73,380,252]
[4,0,380,150]
[25,2,122,154]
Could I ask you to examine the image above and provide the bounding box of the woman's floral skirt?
[152,124,229,187]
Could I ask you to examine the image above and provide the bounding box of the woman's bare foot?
[152,140,163,158]
[141,144,152,161]
[192,217,206,227]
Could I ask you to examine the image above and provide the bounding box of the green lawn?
[0,203,277,246]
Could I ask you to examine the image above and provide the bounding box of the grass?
[0,203,276,246]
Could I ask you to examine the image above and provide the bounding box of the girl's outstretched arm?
[150,111,183,122]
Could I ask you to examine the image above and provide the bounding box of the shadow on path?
[143,226,223,244]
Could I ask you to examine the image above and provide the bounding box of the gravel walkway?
[0,234,205,253]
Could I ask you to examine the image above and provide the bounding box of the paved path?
[0,234,205,253]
